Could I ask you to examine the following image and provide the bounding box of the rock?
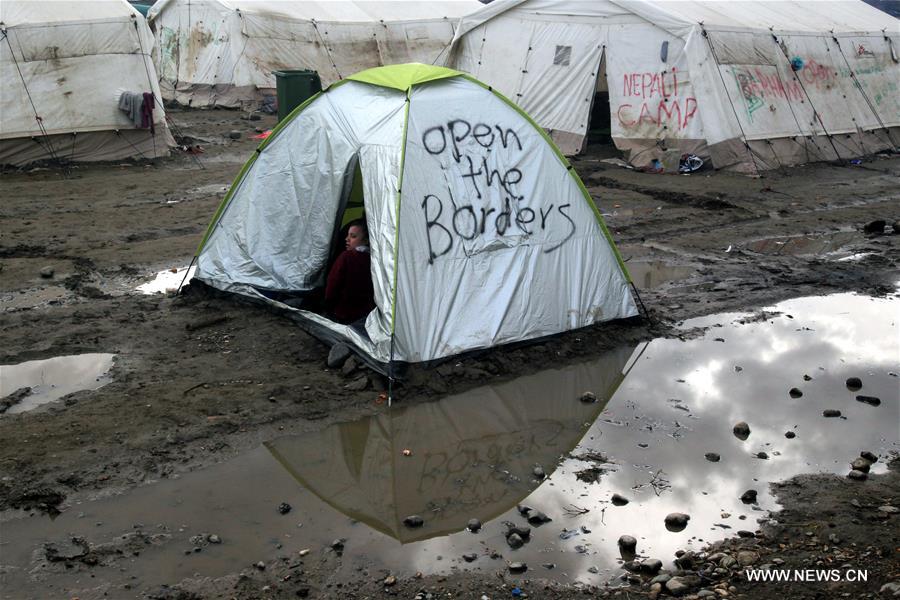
[1,387,32,413]
[650,573,672,585]
[640,558,663,574]
[327,344,351,368]
[756,452,769,459]
[878,505,899,514]
[330,539,345,552]
[39,266,55,278]
[847,469,867,481]
[649,582,663,600]
[611,493,629,506]
[666,576,700,596]
[740,489,758,504]
[248,113,262,121]
[856,395,881,406]
[207,534,221,544]
[228,130,242,140]
[880,582,900,597]
[851,457,872,472]
[277,502,292,515]
[255,561,266,570]
[737,551,759,566]
[785,431,796,439]
[462,552,478,562]
[894,221,900,234]
[823,409,842,417]
[403,515,424,528]
[789,387,803,398]
[467,518,482,532]
[383,575,396,586]
[803,374,812,381]
[508,562,527,573]
[526,510,551,525]
[345,375,368,391]
[579,391,598,403]
[542,562,556,569]
[532,466,545,479]
[863,219,886,234]
[674,551,694,570]
[860,451,878,463]
[828,533,841,544]
[507,533,524,549]
[506,524,531,539]
[664,513,690,532]
[737,530,755,538]
[618,535,637,555]
[732,422,750,440]
[720,555,737,569]
[44,538,88,561]
[705,452,721,462]
[845,377,863,391]
[340,357,358,376]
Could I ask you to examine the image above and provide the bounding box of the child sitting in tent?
[325,219,375,325]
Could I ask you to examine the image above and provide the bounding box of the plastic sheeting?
[447,0,900,171]
[0,0,174,163]
[195,70,637,364]
[148,0,481,108]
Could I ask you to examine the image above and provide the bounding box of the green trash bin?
[273,70,322,122]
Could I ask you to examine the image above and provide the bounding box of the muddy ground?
[1,108,898,599]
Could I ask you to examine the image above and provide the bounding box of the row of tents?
[2,0,898,172]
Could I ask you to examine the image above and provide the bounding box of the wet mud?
[1,109,898,599]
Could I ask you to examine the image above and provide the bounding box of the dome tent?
[192,63,638,371]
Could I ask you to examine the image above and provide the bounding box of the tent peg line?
[629,282,652,325]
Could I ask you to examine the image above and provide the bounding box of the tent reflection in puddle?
[267,344,637,543]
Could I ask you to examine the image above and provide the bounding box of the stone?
[39,266,55,278]
[255,561,266,570]
[507,533,524,549]
[506,525,531,539]
[330,539,345,552]
[277,502,292,515]
[737,551,759,566]
[207,534,221,544]
[732,422,750,440]
[579,391,598,403]
[878,505,899,514]
[785,431,796,439]
[526,510,551,525]
[860,451,878,463]
[664,513,690,532]
[740,489,758,504]
[383,575,396,586]
[327,344,351,368]
[618,535,637,555]
[847,470,867,481]
[845,377,863,391]
[674,551,694,570]
[756,452,769,459]
[720,555,737,569]
[851,457,872,472]
[345,375,368,391]
[894,221,900,234]
[611,493,629,506]
[856,395,881,406]
[705,452,721,462]
[649,583,663,600]
[737,530,755,538]
[828,533,841,544]
[228,130,242,140]
[879,582,900,597]
[532,466,545,479]
[697,591,716,599]
[640,559,663,575]
[467,518,482,532]
[666,576,700,596]
[863,219,886,234]
[462,552,478,562]
[823,409,842,417]
[403,515,424,528]
[789,387,803,398]
[650,573,672,585]
[340,357,358,376]
[508,562,527,574]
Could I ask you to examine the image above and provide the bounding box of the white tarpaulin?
[0,0,175,165]
[147,0,482,108]
[446,0,900,172]
[194,64,637,367]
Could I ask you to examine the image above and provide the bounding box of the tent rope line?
[770,33,845,165]
[209,12,248,108]
[114,129,151,161]
[700,27,762,176]
[311,20,343,81]
[133,18,158,160]
[830,34,898,151]
[3,30,68,172]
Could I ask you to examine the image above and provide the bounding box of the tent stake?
[630,282,652,325]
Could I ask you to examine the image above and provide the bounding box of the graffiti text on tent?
[617,68,698,131]
[422,120,523,164]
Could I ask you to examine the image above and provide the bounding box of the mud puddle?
[1,293,897,597]
[744,231,858,257]
[0,354,115,415]
[135,266,196,295]
[624,261,695,289]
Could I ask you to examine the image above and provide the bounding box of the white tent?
[192,64,638,369]
[147,0,482,109]
[0,0,174,165]
[447,0,900,173]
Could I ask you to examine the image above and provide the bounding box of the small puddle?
[624,261,695,289]
[136,266,196,295]
[745,232,857,256]
[0,354,116,414]
[1,292,897,596]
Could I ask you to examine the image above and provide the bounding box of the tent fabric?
[147,0,482,109]
[194,63,638,367]
[267,344,634,543]
[446,0,900,172]
[0,0,175,165]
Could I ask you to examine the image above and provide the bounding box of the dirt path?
[1,109,898,599]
